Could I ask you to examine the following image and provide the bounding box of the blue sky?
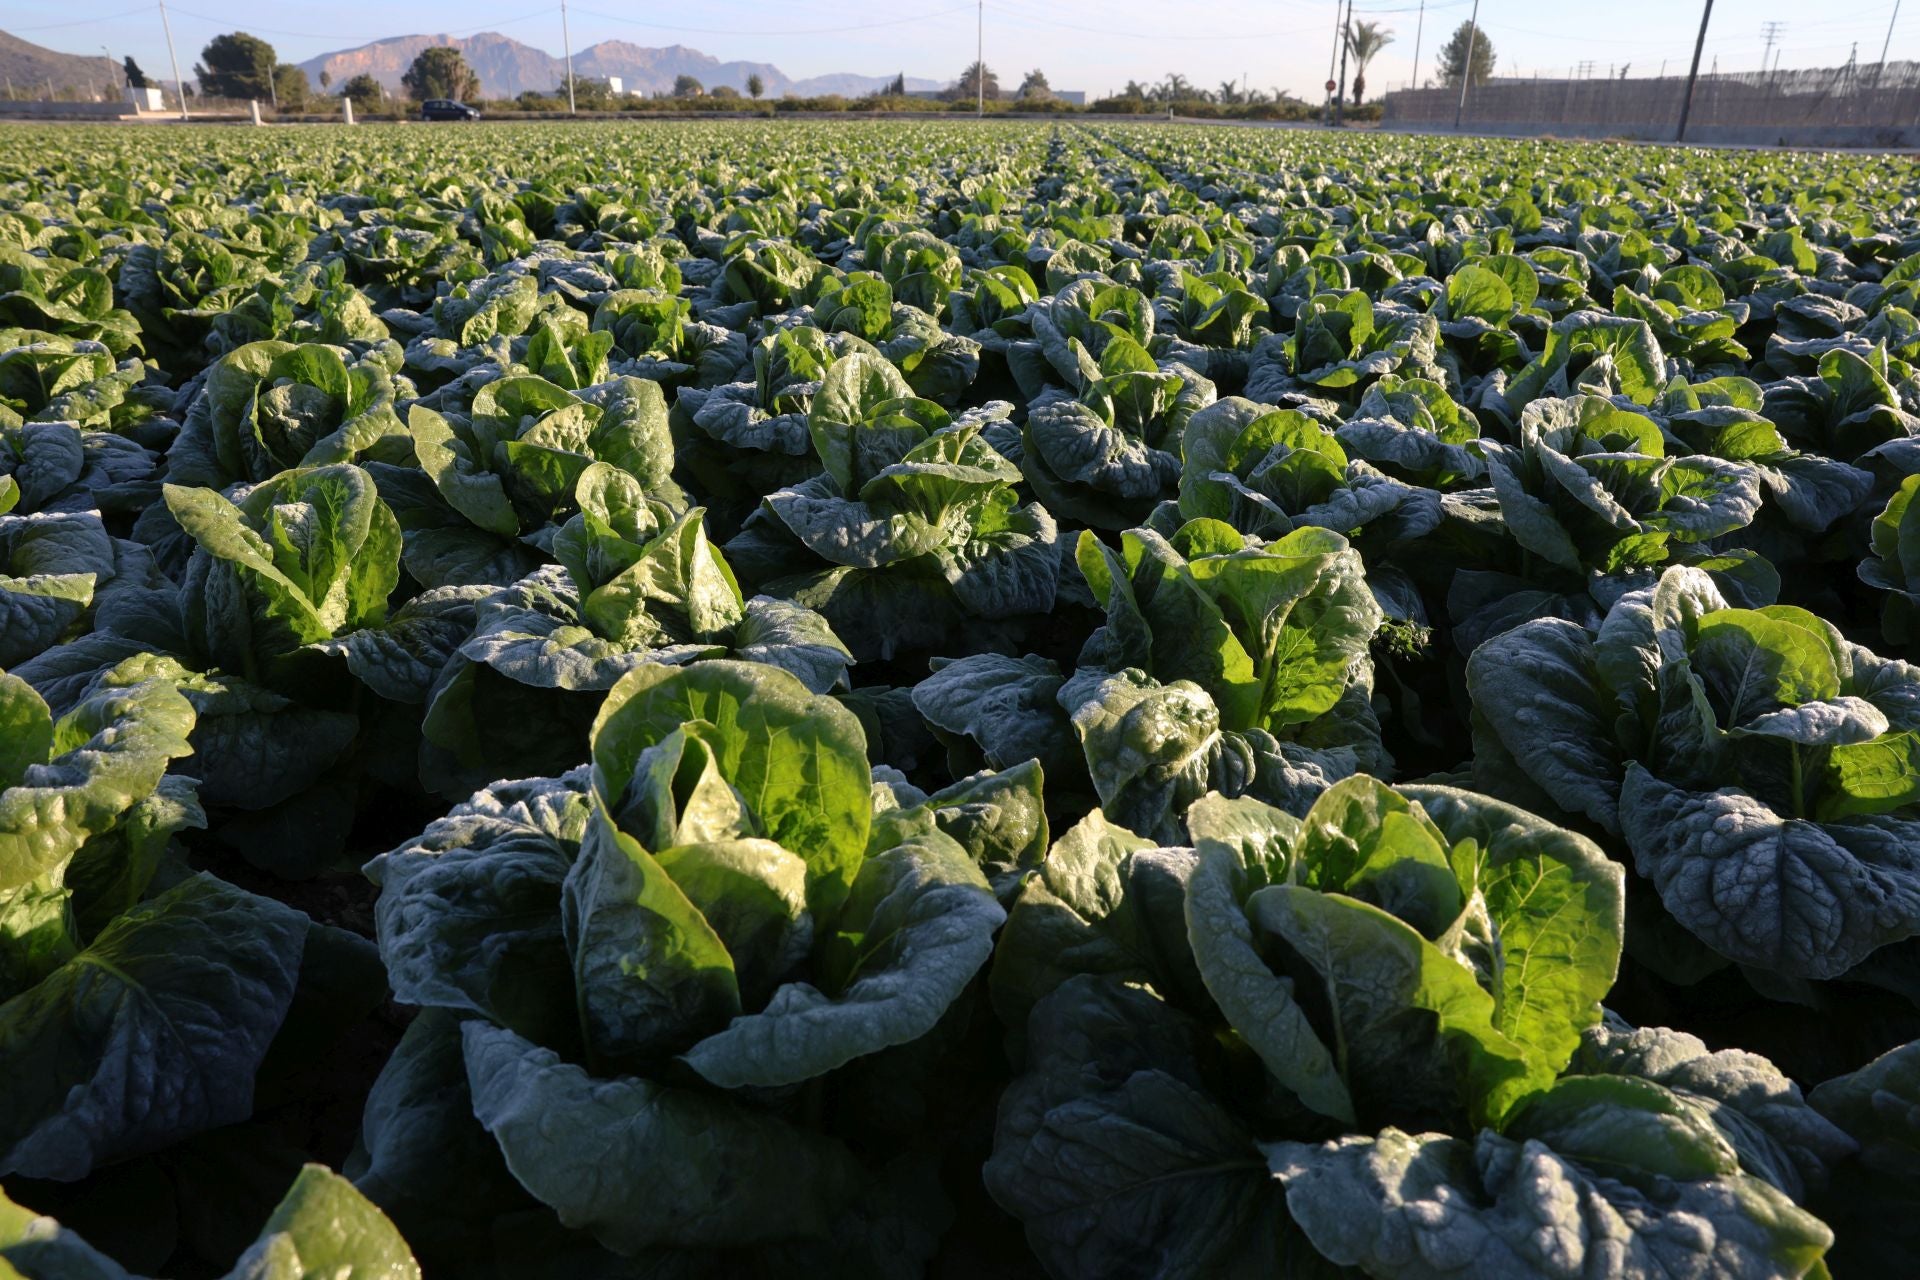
[16,0,1920,100]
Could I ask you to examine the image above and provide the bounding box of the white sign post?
[343,96,355,125]
[250,98,262,125]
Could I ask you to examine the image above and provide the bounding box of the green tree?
[318,69,332,90]
[1155,72,1194,101]
[122,57,149,90]
[1345,20,1394,104]
[342,74,384,112]
[1122,79,1149,99]
[747,72,764,99]
[1438,21,1495,88]
[272,64,308,111]
[1018,68,1052,101]
[570,77,615,107]
[949,61,999,102]
[194,32,276,100]
[402,46,480,102]
[886,72,907,96]
[672,74,704,98]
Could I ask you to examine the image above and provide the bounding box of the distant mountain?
[790,72,944,98]
[299,33,561,100]
[0,30,122,97]
[297,32,942,100]
[569,41,782,97]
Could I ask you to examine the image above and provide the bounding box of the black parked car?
[421,99,481,121]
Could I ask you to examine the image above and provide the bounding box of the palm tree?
[1156,72,1194,103]
[1345,20,1395,104]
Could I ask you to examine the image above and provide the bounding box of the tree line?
[147,23,1497,116]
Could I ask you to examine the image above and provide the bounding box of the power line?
[1490,23,1707,47]
[13,6,150,33]
[979,1,1325,42]
[1760,20,1786,73]
[156,4,557,42]
[1351,0,1466,11]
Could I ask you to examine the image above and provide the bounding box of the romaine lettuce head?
[989,778,1835,1280]
[0,1163,421,1277]
[168,339,409,490]
[725,422,1059,660]
[1021,334,1215,531]
[1471,563,1920,979]
[1484,392,1763,578]
[165,463,401,682]
[410,476,850,800]
[1179,396,1443,547]
[369,661,1011,1261]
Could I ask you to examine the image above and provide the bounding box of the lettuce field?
[5,118,1920,1277]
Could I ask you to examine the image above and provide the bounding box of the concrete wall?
[1389,118,1920,150]
[1385,65,1920,150]
[0,101,137,120]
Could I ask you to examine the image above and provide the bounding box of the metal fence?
[1383,60,1920,146]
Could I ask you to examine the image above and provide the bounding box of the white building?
[607,77,624,97]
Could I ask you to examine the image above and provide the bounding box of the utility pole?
[1451,0,1482,127]
[1334,0,1353,124]
[1324,0,1342,123]
[1677,0,1714,141]
[1454,0,1480,127]
[1410,0,1426,91]
[158,0,188,120]
[974,0,985,116]
[100,46,119,96]
[1760,21,1785,75]
[561,0,576,113]
[1879,2,1903,80]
